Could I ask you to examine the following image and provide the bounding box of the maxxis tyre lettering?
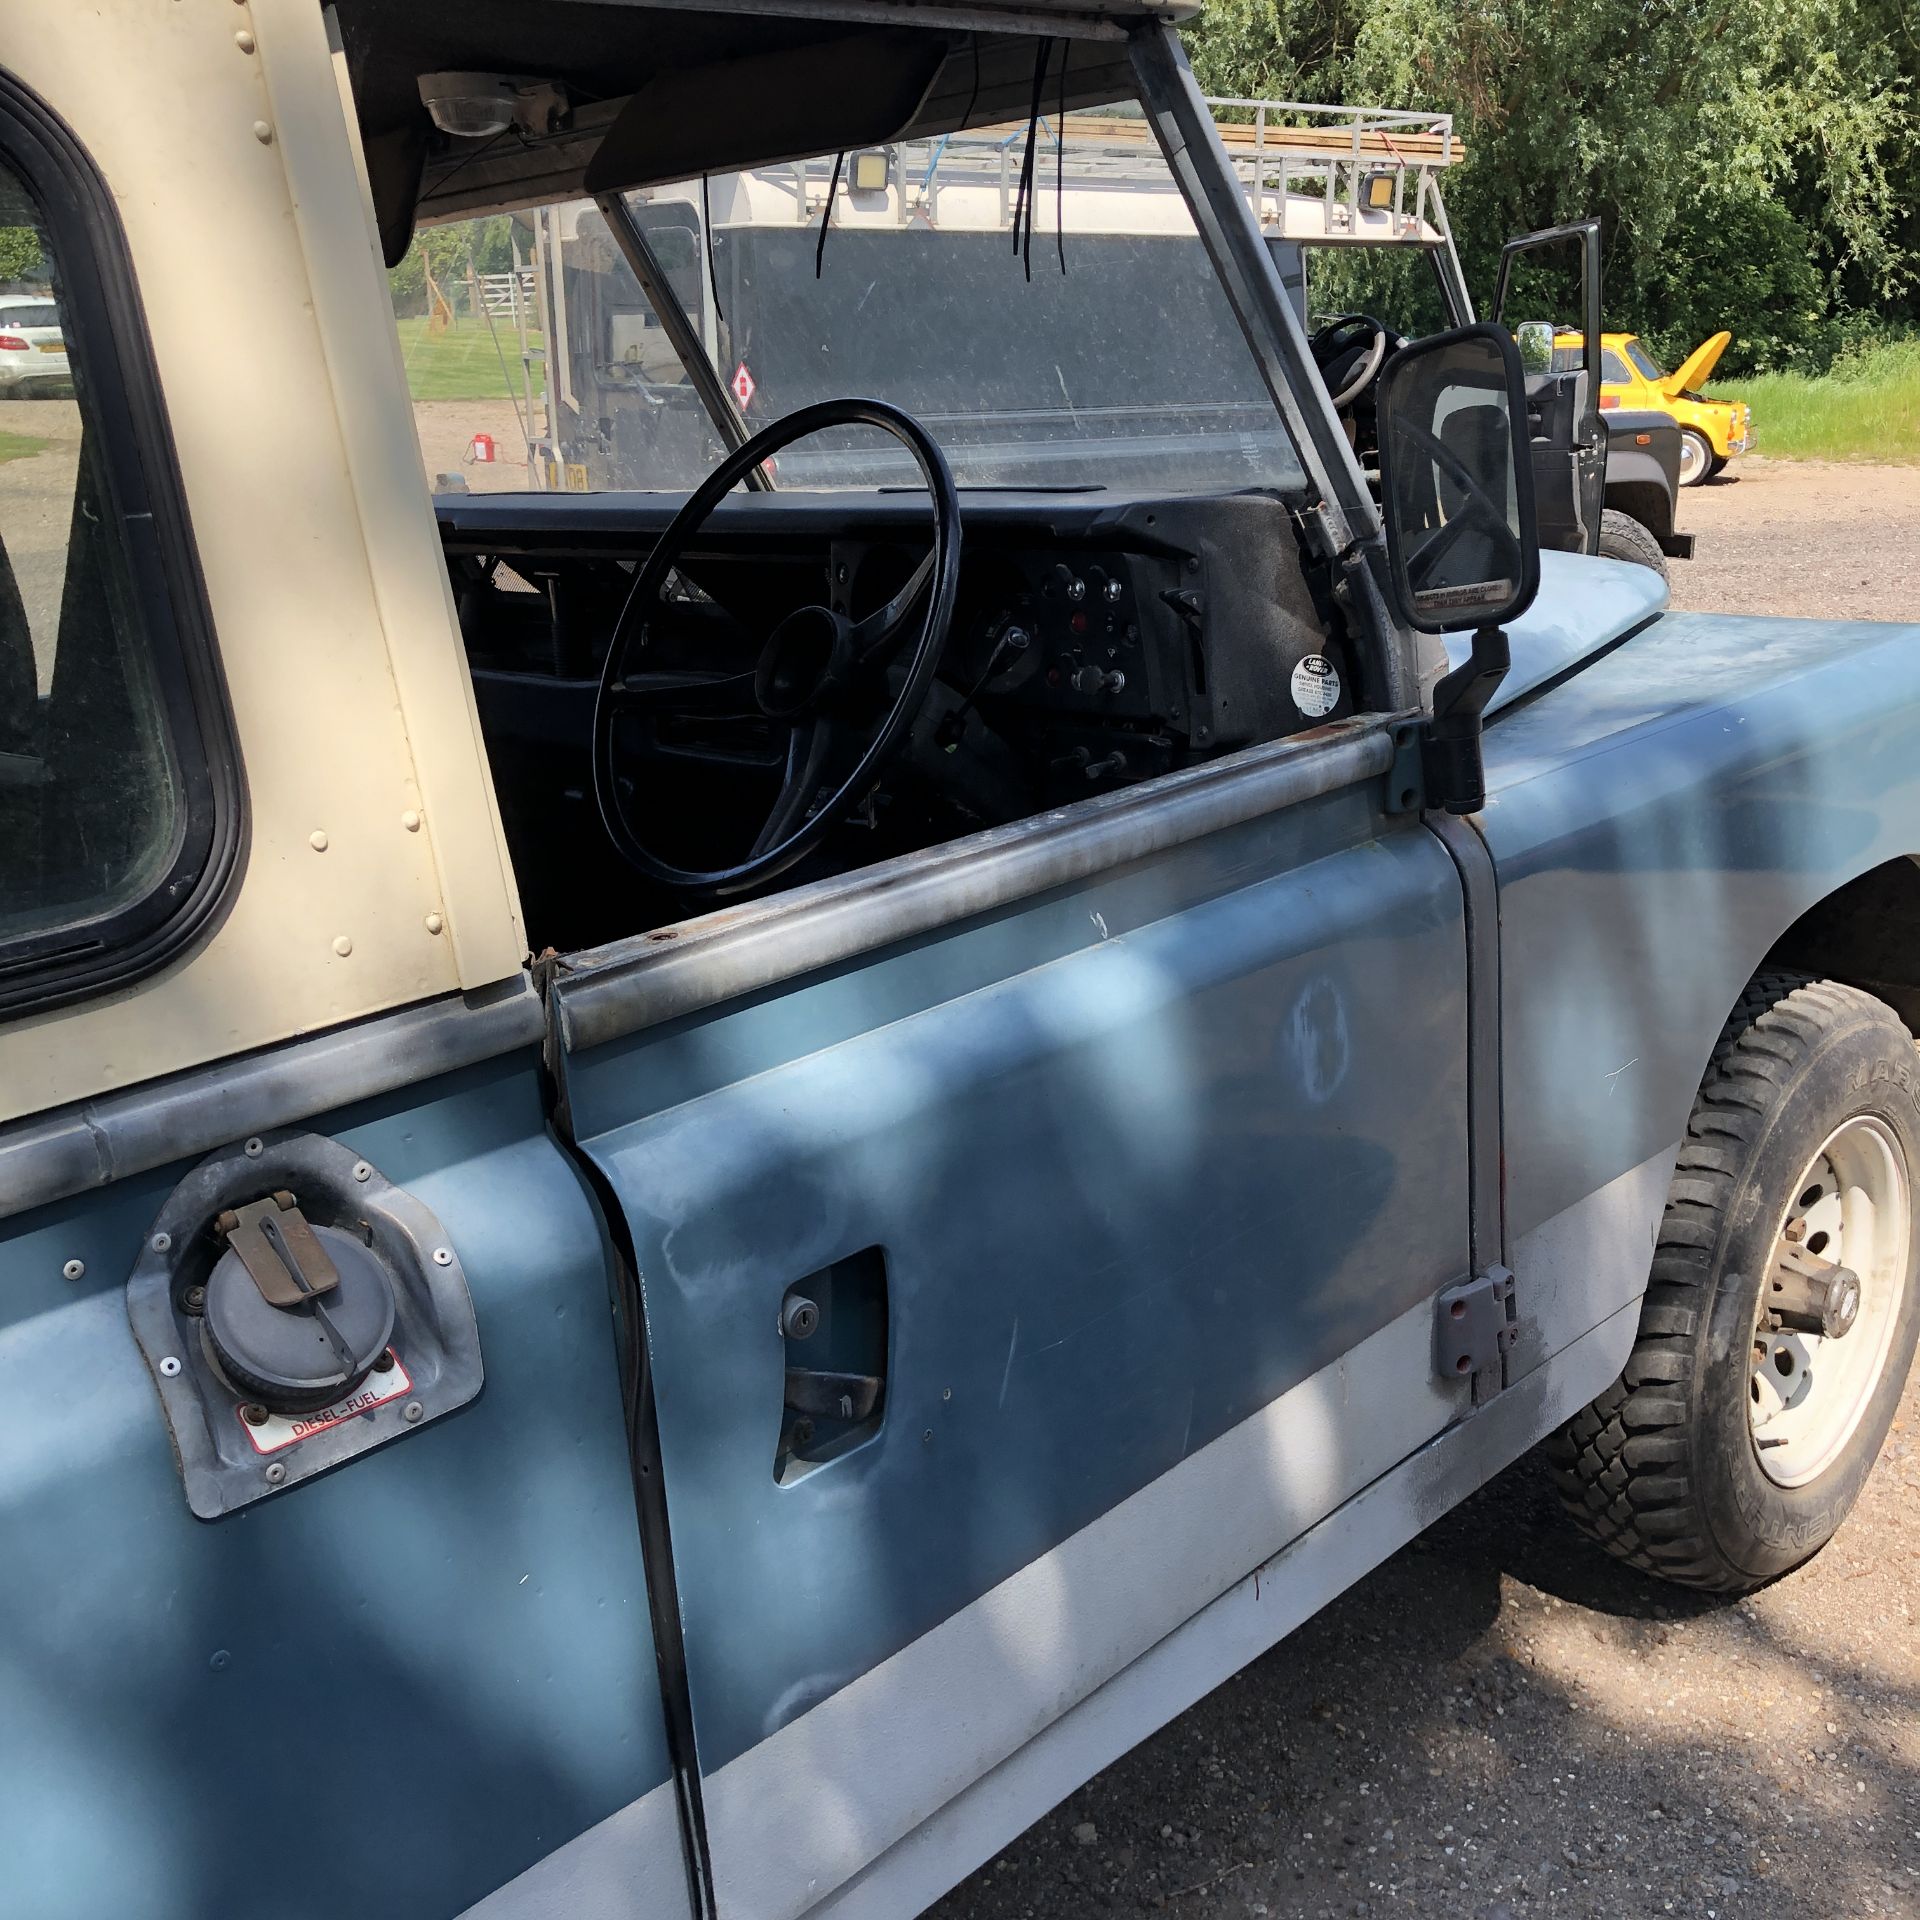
[1545,974,1920,1593]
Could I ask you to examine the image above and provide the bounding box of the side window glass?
[0,92,234,1013]
[1599,348,1632,385]
[0,157,182,944]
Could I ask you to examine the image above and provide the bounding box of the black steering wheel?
[1311,313,1392,411]
[592,397,963,896]
[1388,415,1519,592]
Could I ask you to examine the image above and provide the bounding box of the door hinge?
[1436,1266,1517,1403]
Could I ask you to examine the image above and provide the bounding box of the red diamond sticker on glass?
[731,361,755,408]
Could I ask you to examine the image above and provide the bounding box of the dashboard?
[436,486,1352,946]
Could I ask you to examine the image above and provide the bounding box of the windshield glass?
[398,108,1309,497]
[1624,339,1665,382]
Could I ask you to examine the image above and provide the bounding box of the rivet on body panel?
[61,1258,84,1281]
[402,810,422,832]
[235,28,256,51]
[252,121,274,145]
[333,935,353,957]
[424,912,445,935]
[309,830,329,851]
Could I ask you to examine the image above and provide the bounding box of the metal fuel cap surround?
[129,1131,484,1519]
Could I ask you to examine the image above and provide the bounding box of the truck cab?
[2,8,1915,1920]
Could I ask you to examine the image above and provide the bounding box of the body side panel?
[1483,609,1920,1245]
[0,1053,685,1920]
[465,1150,1654,1920]
[565,795,1474,1912]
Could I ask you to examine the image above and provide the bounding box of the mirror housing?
[1375,323,1540,635]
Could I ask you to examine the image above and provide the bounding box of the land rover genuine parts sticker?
[1291,654,1341,718]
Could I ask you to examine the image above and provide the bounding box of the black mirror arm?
[1422,624,1511,816]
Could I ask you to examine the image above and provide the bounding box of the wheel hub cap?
[1750,1115,1910,1488]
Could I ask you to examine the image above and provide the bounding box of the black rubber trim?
[0,72,244,1016]
[538,980,718,1920]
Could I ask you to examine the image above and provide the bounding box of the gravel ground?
[1668,458,1920,622]
[938,458,1920,1920]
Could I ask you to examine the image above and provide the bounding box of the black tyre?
[1677,426,1714,487]
[1708,452,1731,479]
[1547,974,1920,1593]
[1597,508,1669,582]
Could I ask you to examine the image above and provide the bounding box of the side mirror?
[1515,319,1555,376]
[1375,324,1541,815]
[1375,323,1540,635]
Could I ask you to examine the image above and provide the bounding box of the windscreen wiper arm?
[593,193,773,493]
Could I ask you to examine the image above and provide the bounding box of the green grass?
[0,428,48,464]
[394,314,548,403]
[1713,339,1920,465]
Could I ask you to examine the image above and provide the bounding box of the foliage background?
[385,215,523,318]
[1188,0,1919,375]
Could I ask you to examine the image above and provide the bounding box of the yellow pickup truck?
[1560,328,1751,485]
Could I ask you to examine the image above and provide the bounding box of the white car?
[0,294,69,395]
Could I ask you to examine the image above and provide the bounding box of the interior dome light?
[418,72,520,140]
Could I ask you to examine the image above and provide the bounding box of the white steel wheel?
[1677,427,1713,487]
[1548,974,1920,1592]
[1750,1115,1910,1488]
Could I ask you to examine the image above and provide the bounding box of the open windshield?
[400,109,1309,497]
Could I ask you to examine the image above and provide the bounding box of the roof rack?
[880,97,1461,243]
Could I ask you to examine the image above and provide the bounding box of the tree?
[0,226,42,285]
[1190,0,1918,372]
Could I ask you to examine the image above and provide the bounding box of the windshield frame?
[398,24,1414,709]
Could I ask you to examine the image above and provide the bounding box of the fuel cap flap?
[204,1197,396,1413]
